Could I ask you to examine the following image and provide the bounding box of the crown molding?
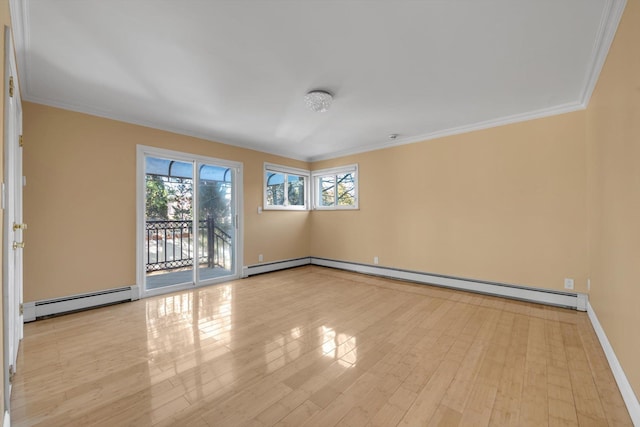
[308,101,585,162]
[9,0,30,95]
[22,95,586,165]
[22,95,311,162]
[310,0,626,164]
[13,0,627,164]
[580,0,627,106]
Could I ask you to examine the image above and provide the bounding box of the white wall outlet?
[258,254,263,262]
[587,278,591,291]
[257,206,262,214]
[564,278,574,290]
[373,256,379,265]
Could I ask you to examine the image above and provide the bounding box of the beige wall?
[312,111,589,292]
[587,0,640,401]
[22,96,592,298]
[22,102,311,302]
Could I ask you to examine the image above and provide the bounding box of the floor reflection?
[262,324,358,373]
[197,284,233,345]
[320,326,357,368]
[263,326,305,372]
[144,285,235,379]
[145,293,197,357]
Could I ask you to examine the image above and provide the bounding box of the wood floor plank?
[10,266,633,426]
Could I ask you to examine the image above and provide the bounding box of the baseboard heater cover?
[244,257,311,277]
[310,257,587,311]
[23,285,139,322]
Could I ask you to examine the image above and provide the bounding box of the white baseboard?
[310,257,587,310]
[23,285,138,322]
[245,257,311,276]
[23,301,36,322]
[23,259,587,321]
[587,302,640,425]
[130,285,140,301]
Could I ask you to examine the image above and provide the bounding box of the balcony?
[145,218,232,289]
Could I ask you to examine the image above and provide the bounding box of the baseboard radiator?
[25,257,586,322]
[245,257,587,311]
[243,257,312,277]
[23,285,139,322]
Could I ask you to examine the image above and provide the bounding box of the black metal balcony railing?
[145,218,232,272]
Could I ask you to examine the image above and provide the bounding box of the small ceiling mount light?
[388,134,399,140]
[304,90,333,113]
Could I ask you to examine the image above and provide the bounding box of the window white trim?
[312,164,358,176]
[312,164,359,210]
[264,163,310,176]
[263,163,310,210]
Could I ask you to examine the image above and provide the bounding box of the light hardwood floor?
[11,266,633,426]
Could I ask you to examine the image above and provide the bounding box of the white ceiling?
[11,0,625,161]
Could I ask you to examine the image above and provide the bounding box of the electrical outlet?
[258,254,263,262]
[564,278,574,290]
[587,278,591,291]
[373,256,379,265]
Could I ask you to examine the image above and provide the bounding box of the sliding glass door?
[197,163,235,282]
[144,157,195,290]
[138,146,242,296]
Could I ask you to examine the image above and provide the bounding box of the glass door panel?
[197,163,235,282]
[139,146,242,297]
[145,156,194,290]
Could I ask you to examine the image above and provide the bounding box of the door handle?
[12,241,24,250]
[12,223,27,231]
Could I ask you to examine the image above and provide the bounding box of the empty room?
[0,0,638,426]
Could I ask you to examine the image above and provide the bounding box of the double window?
[264,164,309,210]
[264,163,358,210]
[312,165,358,209]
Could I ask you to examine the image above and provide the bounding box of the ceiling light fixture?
[304,90,333,113]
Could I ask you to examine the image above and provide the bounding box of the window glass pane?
[320,176,335,206]
[266,172,285,205]
[287,174,305,206]
[264,164,310,209]
[168,161,193,180]
[145,157,171,177]
[200,164,231,182]
[146,158,194,180]
[337,173,355,206]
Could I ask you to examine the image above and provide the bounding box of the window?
[264,163,310,210]
[312,164,358,209]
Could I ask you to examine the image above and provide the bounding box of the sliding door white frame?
[136,145,243,298]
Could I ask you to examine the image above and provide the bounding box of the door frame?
[136,145,243,298]
[2,26,23,415]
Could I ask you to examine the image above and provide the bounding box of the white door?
[3,26,24,409]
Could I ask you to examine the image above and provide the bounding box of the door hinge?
[9,365,15,383]
[9,76,14,98]
[20,303,24,316]
[13,222,27,231]
[19,134,23,147]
